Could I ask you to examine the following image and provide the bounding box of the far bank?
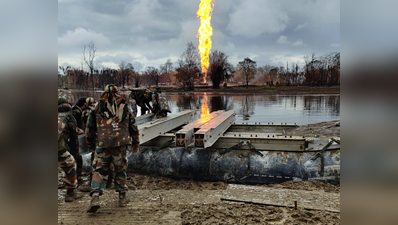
[154,85,340,94]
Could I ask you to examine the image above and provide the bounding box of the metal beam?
[138,110,194,144]
[195,110,236,148]
[227,123,297,133]
[136,113,155,125]
[211,135,307,151]
[140,133,175,147]
[175,110,225,147]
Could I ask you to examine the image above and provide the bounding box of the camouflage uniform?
[58,89,74,105]
[72,105,85,130]
[151,88,171,118]
[129,88,152,116]
[83,97,97,130]
[128,96,138,117]
[86,85,140,198]
[58,101,79,193]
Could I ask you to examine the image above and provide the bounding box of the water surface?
[73,91,340,125]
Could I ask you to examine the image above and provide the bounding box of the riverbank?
[158,85,340,94]
[64,85,340,94]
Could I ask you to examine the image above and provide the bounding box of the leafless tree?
[82,41,97,94]
[159,59,173,85]
[237,58,257,88]
[132,62,143,87]
[145,66,160,87]
[208,50,234,89]
[119,60,131,88]
[175,42,201,90]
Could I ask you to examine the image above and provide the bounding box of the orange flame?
[196,0,214,83]
[200,93,210,122]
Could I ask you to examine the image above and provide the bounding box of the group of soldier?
[58,85,170,213]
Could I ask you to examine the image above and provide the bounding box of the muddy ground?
[58,172,340,224]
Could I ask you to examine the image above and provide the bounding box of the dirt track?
[58,172,340,224]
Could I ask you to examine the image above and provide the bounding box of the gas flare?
[200,93,210,122]
[196,0,214,83]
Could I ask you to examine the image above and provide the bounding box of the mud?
[284,120,340,139]
[59,172,340,224]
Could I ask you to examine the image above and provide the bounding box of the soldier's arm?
[68,114,79,150]
[71,108,81,122]
[128,111,140,154]
[85,110,97,151]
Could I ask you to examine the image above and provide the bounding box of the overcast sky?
[58,0,340,72]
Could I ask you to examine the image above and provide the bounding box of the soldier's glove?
[131,143,140,155]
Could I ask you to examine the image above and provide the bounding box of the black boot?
[65,189,84,202]
[119,192,129,207]
[87,193,100,213]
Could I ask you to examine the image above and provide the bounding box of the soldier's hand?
[132,144,139,155]
[89,148,94,153]
[77,128,84,134]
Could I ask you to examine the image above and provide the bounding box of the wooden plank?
[138,110,194,144]
[195,110,236,148]
[175,110,225,147]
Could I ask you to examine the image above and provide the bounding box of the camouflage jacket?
[152,92,171,114]
[72,105,85,130]
[58,103,79,153]
[86,101,140,150]
[129,89,152,109]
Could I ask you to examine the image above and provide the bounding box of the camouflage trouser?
[156,110,168,118]
[90,145,128,196]
[58,150,77,191]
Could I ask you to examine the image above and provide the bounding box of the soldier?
[129,88,153,116]
[72,97,87,130]
[58,98,84,202]
[71,97,86,182]
[58,89,74,105]
[77,97,98,192]
[128,95,138,117]
[86,84,140,213]
[151,87,171,118]
[83,97,97,126]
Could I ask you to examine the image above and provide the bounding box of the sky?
[58,0,340,73]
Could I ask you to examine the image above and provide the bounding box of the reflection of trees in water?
[209,95,233,112]
[170,94,235,114]
[174,94,198,112]
[234,95,255,120]
[303,95,340,116]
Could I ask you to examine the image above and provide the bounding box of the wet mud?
[58,172,340,224]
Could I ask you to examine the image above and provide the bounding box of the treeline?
[58,41,339,90]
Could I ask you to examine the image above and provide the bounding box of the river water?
[73,91,340,125]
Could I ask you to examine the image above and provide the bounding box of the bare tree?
[145,66,160,87]
[208,50,234,89]
[82,41,97,94]
[132,62,143,87]
[119,60,131,88]
[159,59,173,85]
[237,58,257,88]
[58,66,71,88]
[126,63,134,87]
[175,42,201,90]
[160,58,173,75]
